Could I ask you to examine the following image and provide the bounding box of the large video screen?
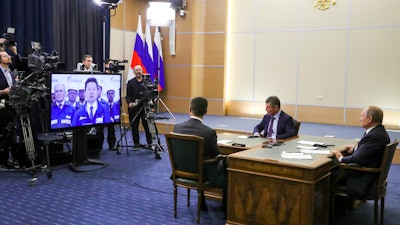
[49,72,122,131]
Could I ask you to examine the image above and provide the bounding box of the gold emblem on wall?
[314,0,336,10]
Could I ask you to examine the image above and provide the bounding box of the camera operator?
[126,65,153,149]
[0,37,21,71]
[0,50,20,168]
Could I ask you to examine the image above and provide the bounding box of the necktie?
[267,117,275,137]
[90,106,94,120]
[58,103,62,109]
[109,103,112,111]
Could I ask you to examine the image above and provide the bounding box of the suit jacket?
[173,117,227,191]
[173,118,220,159]
[253,110,296,139]
[0,68,17,126]
[341,124,390,198]
[0,68,17,100]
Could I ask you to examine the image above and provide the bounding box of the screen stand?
[69,128,108,172]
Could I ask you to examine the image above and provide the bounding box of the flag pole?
[154,27,175,120]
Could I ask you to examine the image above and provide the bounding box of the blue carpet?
[1,114,399,225]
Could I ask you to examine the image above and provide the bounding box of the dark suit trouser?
[128,108,152,146]
[107,125,116,147]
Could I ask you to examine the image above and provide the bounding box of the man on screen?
[72,77,111,126]
[106,89,120,150]
[50,83,75,129]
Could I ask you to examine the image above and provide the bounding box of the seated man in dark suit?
[253,96,296,139]
[332,105,390,199]
[173,97,227,213]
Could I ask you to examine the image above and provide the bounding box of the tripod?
[0,110,52,186]
[115,102,164,159]
[154,95,175,120]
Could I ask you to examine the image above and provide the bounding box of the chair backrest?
[293,119,301,135]
[166,132,205,182]
[375,139,399,198]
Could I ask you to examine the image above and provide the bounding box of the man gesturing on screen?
[72,77,111,126]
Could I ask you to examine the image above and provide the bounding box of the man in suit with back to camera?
[173,96,228,213]
[50,83,75,129]
[332,105,390,199]
[72,77,111,126]
[253,96,296,139]
[126,65,153,149]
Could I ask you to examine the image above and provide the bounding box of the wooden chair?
[331,139,399,225]
[165,132,223,223]
[293,119,301,135]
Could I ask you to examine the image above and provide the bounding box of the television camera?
[107,59,127,73]
[1,27,17,48]
[138,74,158,104]
[9,42,63,110]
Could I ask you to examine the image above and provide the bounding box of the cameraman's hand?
[1,87,11,95]
[8,45,17,55]
[129,99,141,108]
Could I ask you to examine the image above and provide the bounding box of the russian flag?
[143,22,155,81]
[127,14,145,82]
[153,27,165,91]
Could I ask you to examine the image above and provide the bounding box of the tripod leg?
[156,98,176,120]
[115,108,143,154]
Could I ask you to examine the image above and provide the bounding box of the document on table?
[217,140,233,144]
[281,151,313,159]
[296,145,319,150]
[300,149,331,155]
[236,135,249,139]
[297,140,325,146]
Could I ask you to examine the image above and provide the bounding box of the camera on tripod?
[27,41,64,73]
[1,27,17,47]
[139,74,158,104]
[108,59,127,73]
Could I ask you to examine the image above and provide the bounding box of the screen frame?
[49,71,122,132]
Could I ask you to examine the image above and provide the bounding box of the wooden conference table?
[217,132,268,155]
[225,135,355,225]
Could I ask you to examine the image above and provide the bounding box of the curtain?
[0,0,110,71]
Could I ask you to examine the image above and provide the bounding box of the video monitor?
[49,72,122,131]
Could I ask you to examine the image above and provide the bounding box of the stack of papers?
[281,151,312,159]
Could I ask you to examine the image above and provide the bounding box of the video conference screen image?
[50,73,122,131]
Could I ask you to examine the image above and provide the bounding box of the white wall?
[226,0,400,122]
